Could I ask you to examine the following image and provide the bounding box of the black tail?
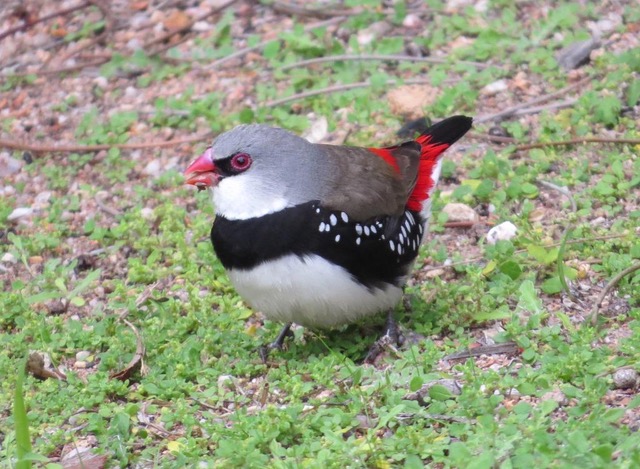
[416,115,473,147]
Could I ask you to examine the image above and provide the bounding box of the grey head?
[209,124,333,220]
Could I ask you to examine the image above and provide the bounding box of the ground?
[1,0,640,467]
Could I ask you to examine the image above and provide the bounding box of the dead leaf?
[109,319,146,381]
[26,351,66,381]
[131,1,149,11]
[387,85,439,119]
[163,10,191,32]
[61,436,106,469]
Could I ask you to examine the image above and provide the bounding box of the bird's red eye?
[230,153,252,172]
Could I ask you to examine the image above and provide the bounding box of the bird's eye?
[230,153,252,172]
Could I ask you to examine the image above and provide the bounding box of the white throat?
[212,174,291,220]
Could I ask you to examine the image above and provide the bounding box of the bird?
[185,115,472,361]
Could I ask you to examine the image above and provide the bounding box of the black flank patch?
[211,201,425,290]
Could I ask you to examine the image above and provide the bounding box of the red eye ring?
[230,153,252,172]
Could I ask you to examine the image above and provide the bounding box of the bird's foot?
[364,312,404,364]
[258,323,293,363]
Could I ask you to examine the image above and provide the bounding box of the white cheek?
[212,174,290,220]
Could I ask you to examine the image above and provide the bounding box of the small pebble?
[402,14,422,29]
[442,203,478,223]
[124,86,138,98]
[487,221,518,245]
[8,207,34,221]
[93,76,108,89]
[613,368,638,390]
[2,252,17,264]
[33,191,53,209]
[76,351,92,361]
[482,79,508,95]
[143,160,162,177]
[140,207,155,220]
[192,21,212,32]
[0,153,23,177]
[217,375,235,391]
[541,389,569,406]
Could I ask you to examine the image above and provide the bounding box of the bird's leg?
[383,310,404,346]
[364,310,404,364]
[259,323,293,363]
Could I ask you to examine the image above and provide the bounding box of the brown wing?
[316,142,421,221]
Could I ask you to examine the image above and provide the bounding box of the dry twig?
[0,132,212,154]
[265,78,456,107]
[442,342,520,361]
[475,76,592,123]
[589,262,640,325]
[280,53,491,71]
[515,137,640,152]
[270,1,359,18]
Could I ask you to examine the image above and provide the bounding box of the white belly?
[227,254,403,328]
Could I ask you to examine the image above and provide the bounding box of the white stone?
[613,369,638,390]
[33,191,52,209]
[487,221,518,245]
[0,152,23,177]
[75,351,92,361]
[442,203,478,223]
[402,14,422,28]
[192,21,212,32]
[1,186,16,196]
[303,116,328,144]
[8,207,34,221]
[2,252,17,263]
[482,79,508,95]
[217,375,235,390]
[357,21,392,46]
[143,159,162,177]
[140,207,155,220]
[93,76,108,88]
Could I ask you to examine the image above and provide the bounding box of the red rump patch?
[367,147,400,173]
[406,134,449,212]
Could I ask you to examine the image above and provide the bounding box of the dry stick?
[281,53,491,71]
[265,78,456,107]
[270,1,359,18]
[7,57,110,78]
[511,97,578,117]
[466,132,518,144]
[443,220,495,228]
[515,137,640,152]
[0,132,212,154]
[589,262,640,326]
[204,17,345,69]
[95,196,121,217]
[474,76,592,123]
[442,342,520,361]
[538,180,577,213]
[0,1,91,41]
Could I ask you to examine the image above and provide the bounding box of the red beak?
[184,148,219,189]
